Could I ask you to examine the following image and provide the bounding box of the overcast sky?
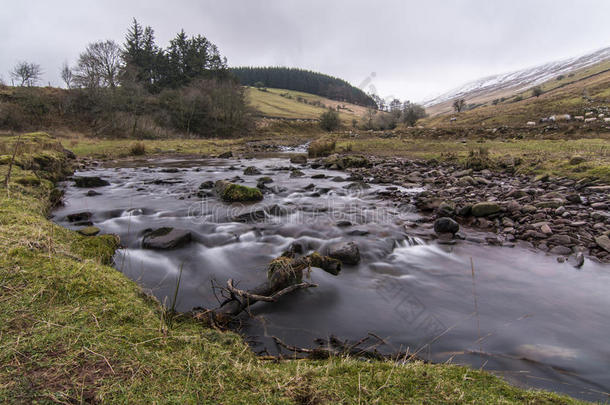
[2,0,610,101]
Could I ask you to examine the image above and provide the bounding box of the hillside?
[421,61,610,127]
[232,66,376,107]
[424,46,610,116]
[245,86,371,122]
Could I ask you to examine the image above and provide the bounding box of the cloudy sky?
[2,0,610,101]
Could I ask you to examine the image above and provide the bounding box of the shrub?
[308,138,336,157]
[319,109,340,132]
[129,142,146,156]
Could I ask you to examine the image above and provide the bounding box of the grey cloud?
[1,0,609,101]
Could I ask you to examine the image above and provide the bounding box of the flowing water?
[52,155,610,402]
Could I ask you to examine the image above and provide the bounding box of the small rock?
[85,189,101,196]
[218,151,233,158]
[574,252,585,268]
[471,202,501,217]
[243,166,261,175]
[550,246,572,255]
[434,217,460,235]
[328,241,361,265]
[74,176,109,188]
[595,235,610,253]
[289,154,307,165]
[142,227,191,249]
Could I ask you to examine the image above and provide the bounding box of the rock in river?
[214,180,263,202]
[142,227,191,249]
[434,217,460,235]
[289,154,307,164]
[328,241,361,265]
[74,176,109,188]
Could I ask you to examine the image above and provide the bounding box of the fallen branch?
[192,252,340,325]
[227,278,318,303]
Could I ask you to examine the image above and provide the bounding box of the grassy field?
[0,132,584,403]
[335,132,610,182]
[245,87,369,122]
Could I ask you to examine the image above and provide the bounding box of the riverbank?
[0,132,584,403]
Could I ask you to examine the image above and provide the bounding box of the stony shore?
[333,154,610,263]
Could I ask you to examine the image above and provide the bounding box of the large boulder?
[471,202,501,217]
[214,180,263,202]
[434,217,460,235]
[142,227,191,249]
[327,241,360,265]
[74,176,109,188]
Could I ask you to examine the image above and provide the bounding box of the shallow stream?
[53,155,610,402]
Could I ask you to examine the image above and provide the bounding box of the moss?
[15,176,41,186]
[71,234,120,264]
[215,180,263,202]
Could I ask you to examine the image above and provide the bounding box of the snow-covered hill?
[423,46,610,108]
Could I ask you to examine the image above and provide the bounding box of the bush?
[308,138,336,157]
[319,109,340,132]
[129,142,146,156]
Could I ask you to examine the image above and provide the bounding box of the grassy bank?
[0,132,584,403]
[334,133,610,183]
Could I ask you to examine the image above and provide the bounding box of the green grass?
[336,135,610,182]
[0,132,585,403]
[246,87,368,122]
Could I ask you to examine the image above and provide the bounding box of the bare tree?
[60,61,73,89]
[453,98,465,113]
[73,40,123,89]
[10,61,42,86]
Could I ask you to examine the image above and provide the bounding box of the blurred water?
[53,156,610,402]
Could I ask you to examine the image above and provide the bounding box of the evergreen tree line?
[230,67,376,107]
[0,19,251,138]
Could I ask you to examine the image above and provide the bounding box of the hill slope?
[245,87,370,122]
[232,66,376,107]
[424,46,610,115]
[421,65,610,128]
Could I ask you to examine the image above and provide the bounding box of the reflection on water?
[53,156,610,402]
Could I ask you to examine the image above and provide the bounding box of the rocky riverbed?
[328,154,610,263]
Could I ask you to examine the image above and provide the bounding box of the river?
[52,155,610,402]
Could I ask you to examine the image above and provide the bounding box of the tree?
[453,98,465,113]
[11,61,42,86]
[60,61,73,89]
[389,98,402,112]
[401,101,427,126]
[319,109,340,132]
[532,86,543,98]
[73,40,123,89]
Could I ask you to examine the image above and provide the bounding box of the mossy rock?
[215,180,263,202]
[324,154,370,169]
[78,226,101,236]
[471,202,502,217]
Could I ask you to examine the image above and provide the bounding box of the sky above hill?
[2,0,610,102]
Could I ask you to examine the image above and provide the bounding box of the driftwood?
[272,334,422,362]
[192,252,341,325]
